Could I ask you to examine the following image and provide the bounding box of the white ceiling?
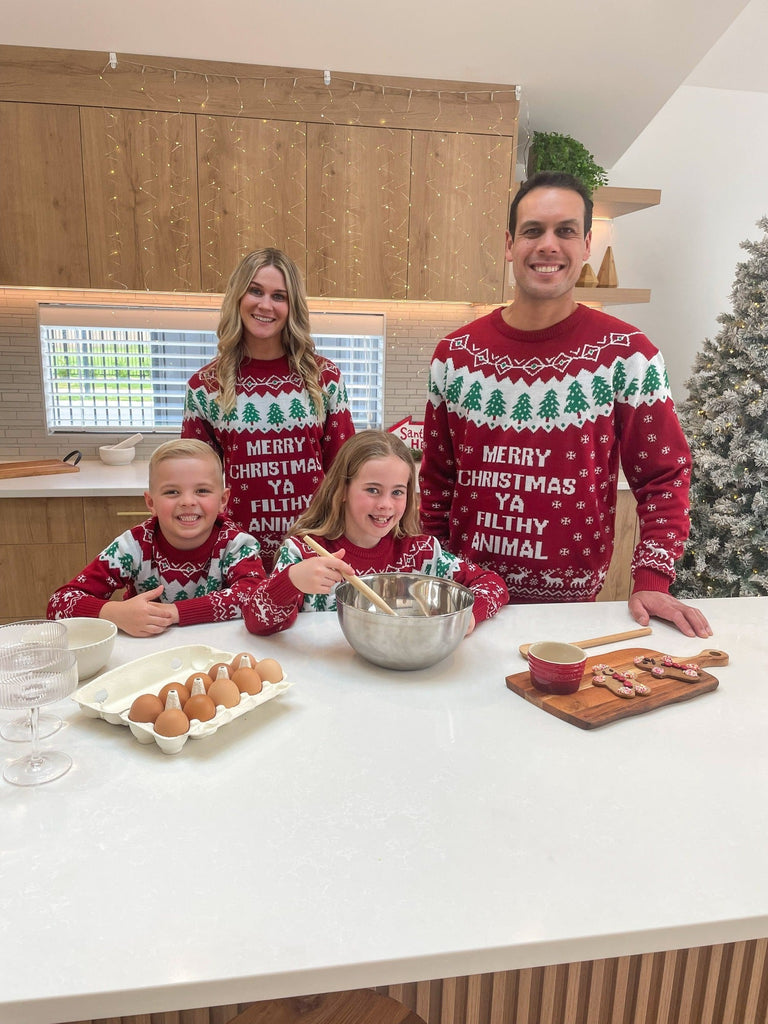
[3,0,764,167]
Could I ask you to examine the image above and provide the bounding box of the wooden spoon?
[302,536,397,616]
[518,627,652,660]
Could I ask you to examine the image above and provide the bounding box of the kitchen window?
[38,304,385,434]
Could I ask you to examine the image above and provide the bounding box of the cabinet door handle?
[116,511,147,517]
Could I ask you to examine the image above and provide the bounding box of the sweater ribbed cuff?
[631,567,672,595]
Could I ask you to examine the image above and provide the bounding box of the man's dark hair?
[508,171,593,237]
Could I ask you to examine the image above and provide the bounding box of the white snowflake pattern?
[560,547,569,556]
[585,517,594,525]
[648,433,657,442]
[566,451,577,460]
[647,503,656,512]
[552,500,562,509]
[574,533,583,541]
[639,451,648,459]
[644,415,652,423]
[576,502,586,510]
[561,517,571,525]
[579,469,589,477]
[661,445,671,455]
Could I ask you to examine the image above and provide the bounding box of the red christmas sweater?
[239,532,509,635]
[181,354,355,570]
[47,516,266,626]
[419,304,692,603]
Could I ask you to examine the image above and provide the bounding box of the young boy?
[47,439,267,637]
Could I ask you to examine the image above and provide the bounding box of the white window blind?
[38,304,385,433]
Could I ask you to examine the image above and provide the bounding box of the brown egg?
[185,671,213,693]
[208,662,233,681]
[230,652,257,672]
[208,677,241,709]
[128,693,164,724]
[256,658,283,684]
[184,692,217,723]
[158,682,190,707]
[232,666,263,696]
[154,708,190,737]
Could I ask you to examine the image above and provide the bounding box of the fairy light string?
[94,55,518,298]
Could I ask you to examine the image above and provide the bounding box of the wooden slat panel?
[197,115,307,291]
[0,46,518,136]
[597,489,638,603]
[306,124,410,299]
[0,101,89,287]
[408,132,513,303]
[80,107,200,291]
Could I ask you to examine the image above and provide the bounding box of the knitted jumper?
[240,532,509,635]
[181,354,355,569]
[419,304,692,604]
[47,516,266,626]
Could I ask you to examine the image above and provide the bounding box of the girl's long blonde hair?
[215,249,323,416]
[288,431,421,541]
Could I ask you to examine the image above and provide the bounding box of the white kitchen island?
[1,597,766,1024]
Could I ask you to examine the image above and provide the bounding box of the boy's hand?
[99,585,178,637]
[288,548,353,595]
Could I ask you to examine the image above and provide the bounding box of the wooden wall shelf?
[592,186,661,220]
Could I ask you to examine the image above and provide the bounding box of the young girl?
[181,248,355,571]
[240,430,508,635]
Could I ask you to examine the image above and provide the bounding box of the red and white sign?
[388,416,424,450]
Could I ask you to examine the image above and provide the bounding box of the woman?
[182,248,355,569]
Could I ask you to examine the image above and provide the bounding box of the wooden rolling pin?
[302,535,397,616]
[518,627,652,659]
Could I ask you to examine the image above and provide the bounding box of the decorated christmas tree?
[673,216,768,597]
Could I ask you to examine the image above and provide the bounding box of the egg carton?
[72,644,293,755]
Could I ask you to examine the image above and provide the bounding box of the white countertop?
[1,597,765,1024]
[0,459,150,497]
[0,461,630,499]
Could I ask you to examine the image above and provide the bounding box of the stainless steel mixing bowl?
[335,573,474,670]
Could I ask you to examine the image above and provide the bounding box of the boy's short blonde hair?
[148,439,224,489]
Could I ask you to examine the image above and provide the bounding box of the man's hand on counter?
[629,591,713,639]
[100,585,179,637]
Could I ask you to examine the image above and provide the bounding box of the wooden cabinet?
[306,124,411,299]
[0,101,89,288]
[83,497,147,560]
[0,498,86,621]
[80,107,201,292]
[0,496,147,623]
[197,114,308,291]
[408,132,514,302]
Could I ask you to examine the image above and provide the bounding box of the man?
[419,171,711,638]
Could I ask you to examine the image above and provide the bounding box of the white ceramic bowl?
[61,618,118,680]
[99,445,136,466]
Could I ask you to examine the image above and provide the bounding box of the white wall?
[603,84,768,400]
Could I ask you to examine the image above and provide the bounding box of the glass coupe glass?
[0,620,68,742]
[0,645,79,786]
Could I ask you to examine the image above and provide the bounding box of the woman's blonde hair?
[214,248,323,416]
[288,430,420,541]
[148,438,224,489]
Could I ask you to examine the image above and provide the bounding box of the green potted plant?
[526,131,608,195]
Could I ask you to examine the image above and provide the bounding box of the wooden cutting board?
[506,647,729,729]
[0,458,80,479]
